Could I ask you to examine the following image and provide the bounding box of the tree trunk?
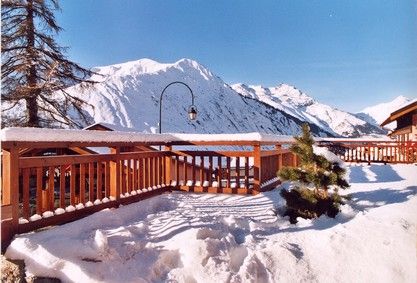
[25,0,40,127]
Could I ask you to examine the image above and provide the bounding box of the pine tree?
[278,124,349,222]
[279,124,349,195]
[1,0,96,128]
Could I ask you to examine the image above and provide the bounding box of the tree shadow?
[348,164,404,183]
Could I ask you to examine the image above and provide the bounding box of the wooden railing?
[1,140,295,250]
[322,141,417,164]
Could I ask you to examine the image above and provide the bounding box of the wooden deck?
[1,131,416,251]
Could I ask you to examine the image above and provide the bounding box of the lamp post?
[159,81,197,134]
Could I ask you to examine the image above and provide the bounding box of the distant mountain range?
[3,58,413,137]
[356,96,413,130]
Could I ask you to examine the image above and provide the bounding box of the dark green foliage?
[278,124,350,222]
[1,0,96,128]
[280,187,345,223]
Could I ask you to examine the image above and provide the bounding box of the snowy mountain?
[231,83,385,137]
[2,57,390,137]
[60,58,332,136]
[356,96,413,130]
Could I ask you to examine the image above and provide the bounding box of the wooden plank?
[245,157,249,189]
[48,166,55,211]
[164,146,172,185]
[138,158,144,189]
[235,157,240,189]
[199,156,204,184]
[226,157,231,188]
[144,158,149,188]
[192,156,196,185]
[105,161,110,197]
[133,159,138,190]
[60,165,66,208]
[208,156,213,187]
[253,145,261,192]
[89,162,95,201]
[19,151,169,169]
[183,156,188,185]
[176,156,180,183]
[36,167,43,214]
[126,159,132,193]
[70,165,76,205]
[97,162,102,199]
[171,150,254,157]
[217,156,222,190]
[22,169,30,219]
[80,163,86,204]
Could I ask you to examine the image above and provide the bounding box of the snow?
[1,127,296,144]
[5,164,417,282]
[358,96,413,129]
[231,83,386,137]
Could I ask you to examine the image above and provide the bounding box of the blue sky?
[57,0,417,112]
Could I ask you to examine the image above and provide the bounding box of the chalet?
[381,100,417,142]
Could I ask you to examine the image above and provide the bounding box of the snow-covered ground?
[5,164,417,283]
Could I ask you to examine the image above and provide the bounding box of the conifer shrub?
[278,124,349,223]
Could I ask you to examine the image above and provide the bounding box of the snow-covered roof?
[0,127,294,144]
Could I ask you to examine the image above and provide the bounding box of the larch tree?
[1,0,96,128]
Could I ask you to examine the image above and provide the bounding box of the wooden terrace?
[1,128,416,251]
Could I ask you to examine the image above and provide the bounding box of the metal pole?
[159,81,195,134]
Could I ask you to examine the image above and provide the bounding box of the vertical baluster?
[183,156,188,186]
[89,162,95,201]
[245,157,249,189]
[235,157,240,189]
[192,156,196,186]
[126,159,132,193]
[176,155,180,184]
[70,165,76,206]
[208,156,213,187]
[139,158,144,189]
[80,163,86,204]
[199,156,204,186]
[105,162,110,197]
[60,165,66,208]
[144,158,149,188]
[48,166,55,211]
[133,159,138,190]
[226,157,231,188]
[217,156,222,190]
[36,167,43,214]
[22,168,30,219]
[97,161,102,199]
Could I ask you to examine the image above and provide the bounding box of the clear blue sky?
[56,0,417,112]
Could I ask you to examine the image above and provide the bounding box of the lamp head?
[188,105,197,120]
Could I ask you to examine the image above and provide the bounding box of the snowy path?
[5,164,417,283]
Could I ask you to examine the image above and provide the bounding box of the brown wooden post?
[253,144,261,193]
[1,146,20,248]
[164,146,172,185]
[275,144,282,172]
[110,147,120,200]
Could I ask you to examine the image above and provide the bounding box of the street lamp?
[159,81,197,134]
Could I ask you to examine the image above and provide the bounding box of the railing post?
[253,144,261,193]
[1,146,20,250]
[275,144,282,172]
[110,147,120,200]
[164,145,172,185]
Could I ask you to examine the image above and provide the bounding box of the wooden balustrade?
[0,138,297,251]
[339,142,417,164]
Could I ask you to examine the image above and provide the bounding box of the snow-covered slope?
[59,58,332,136]
[356,96,413,130]
[232,83,385,137]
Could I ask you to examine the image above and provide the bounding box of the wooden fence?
[1,139,297,251]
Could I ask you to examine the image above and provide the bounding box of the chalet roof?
[381,99,417,127]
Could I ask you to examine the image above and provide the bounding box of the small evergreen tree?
[278,124,349,222]
[1,0,96,128]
